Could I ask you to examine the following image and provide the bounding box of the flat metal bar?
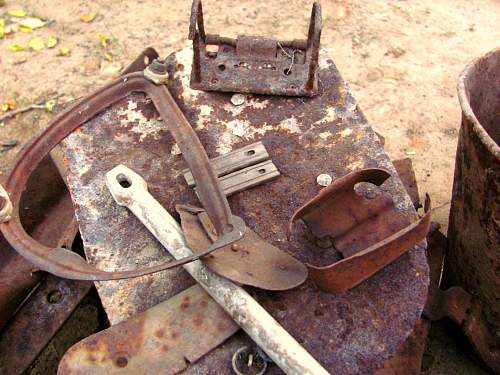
[183,141,269,187]
[195,160,279,197]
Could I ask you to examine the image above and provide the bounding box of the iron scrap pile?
[0,2,498,374]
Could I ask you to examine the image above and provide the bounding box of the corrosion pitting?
[189,0,321,97]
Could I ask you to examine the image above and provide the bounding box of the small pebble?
[230,93,246,106]
[316,173,333,187]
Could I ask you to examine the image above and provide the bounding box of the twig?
[0,94,64,122]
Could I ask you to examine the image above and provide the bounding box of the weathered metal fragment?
[56,45,428,373]
[289,168,431,293]
[184,141,281,196]
[393,158,421,209]
[0,275,92,375]
[0,155,76,330]
[58,285,239,375]
[189,0,321,96]
[444,47,500,371]
[178,204,307,290]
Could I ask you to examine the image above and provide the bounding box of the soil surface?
[1,0,499,374]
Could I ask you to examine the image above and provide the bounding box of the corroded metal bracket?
[188,0,321,96]
[0,50,246,281]
[289,168,431,293]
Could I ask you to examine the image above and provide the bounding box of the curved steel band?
[0,50,245,281]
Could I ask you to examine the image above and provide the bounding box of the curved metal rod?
[0,71,244,281]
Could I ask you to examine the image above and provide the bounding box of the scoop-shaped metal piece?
[178,204,308,291]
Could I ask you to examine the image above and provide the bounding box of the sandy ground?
[0,0,499,373]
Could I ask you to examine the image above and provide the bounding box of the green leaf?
[58,47,70,56]
[9,43,26,52]
[80,12,97,23]
[45,99,56,112]
[47,36,58,48]
[97,33,110,47]
[28,37,45,51]
[8,9,26,17]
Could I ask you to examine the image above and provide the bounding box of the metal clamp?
[188,0,322,96]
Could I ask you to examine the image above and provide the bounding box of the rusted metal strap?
[290,168,431,293]
[0,53,245,281]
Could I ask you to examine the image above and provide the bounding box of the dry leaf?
[17,17,45,29]
[47,36,58,48]
[1,99,17,112]
[28,37,45,51]
[8,9,26,17]
[104,52,113,61]
[58,47,70,56]
[19,26,32,33]
[80,12,97,23]
[4,23,19,34]
[0,19,4,38]
[45,99,56,112]
[8,43,25,52]
[97,33,110,47]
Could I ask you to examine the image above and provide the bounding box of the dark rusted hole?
[115,356,128,368]
[211,78,219,84]
[47,290,63,304]
[258,169,266,174]
[116,174,132,188]
[246,150,256,156]
[218,64,226,71]
[283,68,292,76]
[289,84,296,90]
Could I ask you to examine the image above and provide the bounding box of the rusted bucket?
[446,48,500,334]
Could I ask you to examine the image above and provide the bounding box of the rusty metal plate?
[60,46,428,374]
[58,285,239,375]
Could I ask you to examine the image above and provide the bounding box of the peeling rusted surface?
[57,45,428,374]
[189,0,321,97]
[444,47,500,371]
[289,168,431,293]
[178,204,307,291]
[58,285,239,375]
